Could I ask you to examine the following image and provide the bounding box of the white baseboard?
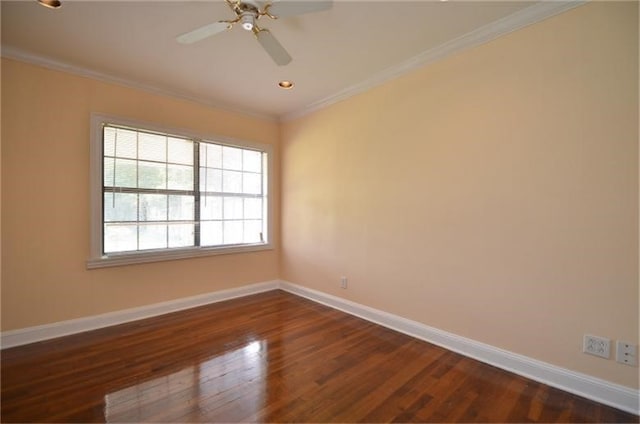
[2,279,637,415]
[279,280,639,416]
[0,280,279,349]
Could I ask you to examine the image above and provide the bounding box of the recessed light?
[278,80,294,90]
[37,0,62,9]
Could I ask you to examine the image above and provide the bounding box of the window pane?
[244,198,262,219]
[104,193,138,222]
[115,129,137,159]
[139,224,167,250]
[223,197,243,220]
[169,195,194,221]
[244,220,262,243]
[139,161,166,189]
[139,194,167,221]
[222,170,242,193]
[222,146,242,170]
[169,223,194,248]
[201,195,222,220]
[104,224,137,253]
[201,221,222,246]
[243,173,261,195]
[167,164,193,190]
[104,127,116,157]
[99,122,269,258]
[104,157,114,187]
[112,158,137,188]
[223,220,243,244]
[243,150,261,173]
[201,143,222,169]
[168,137,193,165]
[138,132,166,162]
[200,168,222,193]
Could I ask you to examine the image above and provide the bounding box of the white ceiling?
[1,1,579,120]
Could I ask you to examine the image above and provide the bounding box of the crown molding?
[282,0,587,122]
[1,1,586,124]
[0,45,278,123]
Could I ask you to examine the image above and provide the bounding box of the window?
[88,114,272,268]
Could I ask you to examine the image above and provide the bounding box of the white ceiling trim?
[0,45,279,123]
[2,1,586,124]
[281,0,587,122]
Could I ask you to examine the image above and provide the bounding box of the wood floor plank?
[1,290,638,423]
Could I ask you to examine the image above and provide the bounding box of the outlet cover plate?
[615,341,638,366]
[340,276,347,289]
[583,334,610,359]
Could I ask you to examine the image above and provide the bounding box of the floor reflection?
[104,340,267,422]
[4,291,635,423]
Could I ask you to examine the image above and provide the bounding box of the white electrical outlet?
[615,341,638,367]
[583,334,611,359]
[340,276,347,289]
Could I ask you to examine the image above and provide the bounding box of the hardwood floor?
[1,290,638,423]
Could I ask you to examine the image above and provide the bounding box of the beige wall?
[1,58,280,330]
[281,2,639,388]
[1,1,638,390]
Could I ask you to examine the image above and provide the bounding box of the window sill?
[86,243,273,269]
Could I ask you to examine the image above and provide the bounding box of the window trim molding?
[88,113,274,269]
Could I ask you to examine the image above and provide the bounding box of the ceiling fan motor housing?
[240,12,256,30]
[236,1,260,31]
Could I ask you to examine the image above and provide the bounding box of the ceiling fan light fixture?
[241,13,255,31]
[37,0,61,9]
[278,80,294,89]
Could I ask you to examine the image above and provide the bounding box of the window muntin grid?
[102,124,266,255]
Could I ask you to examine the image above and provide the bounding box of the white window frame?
[87,113,273,269]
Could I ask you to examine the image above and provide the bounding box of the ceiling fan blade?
[267,0,332,19]
[255,28,292,66]
[177,21,231,44]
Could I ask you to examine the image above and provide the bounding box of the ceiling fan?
[177,0,332,66]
